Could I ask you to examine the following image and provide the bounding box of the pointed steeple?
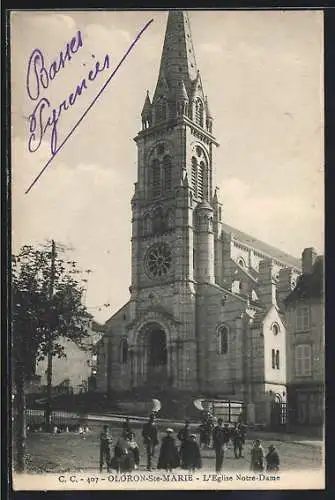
[141,91,152,117]
[153,11,198,102]
[175,80,189,102]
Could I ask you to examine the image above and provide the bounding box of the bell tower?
[131,10,219,296]
[129,11,219,391]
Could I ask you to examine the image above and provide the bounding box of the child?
[266,444,280,472]
[127,431,140,469]
[99,425,112,473]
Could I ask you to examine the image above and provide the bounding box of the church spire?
[153,11,198,102]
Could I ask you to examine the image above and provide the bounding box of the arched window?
[217,325,229,355]
[166,209,174,229]
[155,98,167,123]
[272,323,280,336]
[163,155,172,192]
[191,156,197,196]
[191,151,208,201]
[151,159,161,198]
[198,161,205,199]
[152,207,166,235]
[195,98,204,127]
[120,338,128,364]
[143,214,151,236]
[238,258,246,268]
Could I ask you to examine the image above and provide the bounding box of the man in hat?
[122,417,132,438]
[212,418,226,472]
[142,413,159,470]
[157,428,180,472]
[177,420,191,468]
[265,444,280,472]
[250,439,265,472]
[232,422,245,459]
[99,424,112,473]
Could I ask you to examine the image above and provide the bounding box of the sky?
[11,10,324,323]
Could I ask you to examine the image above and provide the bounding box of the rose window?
[145,243,172,278]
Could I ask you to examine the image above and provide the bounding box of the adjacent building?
[94,11,311,426]
[35,320,105,395]
[284,248,324,428]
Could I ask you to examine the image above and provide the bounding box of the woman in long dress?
[157,429,180,472]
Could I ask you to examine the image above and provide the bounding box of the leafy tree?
[12,242,92,472]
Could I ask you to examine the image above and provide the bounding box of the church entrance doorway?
[139,322,168,389]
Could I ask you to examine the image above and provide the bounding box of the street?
[21,422,323,474]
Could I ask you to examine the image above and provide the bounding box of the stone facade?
[96,11,303,425]
[284,249,324,427]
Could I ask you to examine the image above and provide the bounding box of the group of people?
[99,413,280,474]
[209,416,280,473]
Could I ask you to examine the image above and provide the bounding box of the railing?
[24,408,88,430]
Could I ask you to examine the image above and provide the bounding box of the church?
[96,11,302,425]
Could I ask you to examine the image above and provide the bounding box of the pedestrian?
[199,412,212,449]
[127,431,140,469]
[232,422,244,459]
[157,428,180,472]
[177,420,190,468]
[250,439,264,472]
[266,444,280,472]
[122,417,132,438]
[99,424,112,473]
[113,434,135,472]
[142,413,159,470]
[182,434,202,472]
[223,423,231,451]
[212,418,226,472]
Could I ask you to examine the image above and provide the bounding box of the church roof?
[221,222,301,269]
[153,11,198,101]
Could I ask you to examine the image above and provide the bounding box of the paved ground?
[20,421,323,474]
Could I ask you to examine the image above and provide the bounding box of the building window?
[198,161,205,199]
[272,349,276,369]
[191,154,207,200]
[275,350,280,369]
[195,98,204,127]
[151,159,161,198]
[217,325,229,355]
[120,339,128,364]
[163,155,172,191]
[191,156,197,196]
[155,98,166,123]
[143,214,151,236]
[272,323,280,336]
[296,306,310,332]
[152,206,166,235]
[166,209,174,229]
[238,258,246,268]
[295,344,312,377]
